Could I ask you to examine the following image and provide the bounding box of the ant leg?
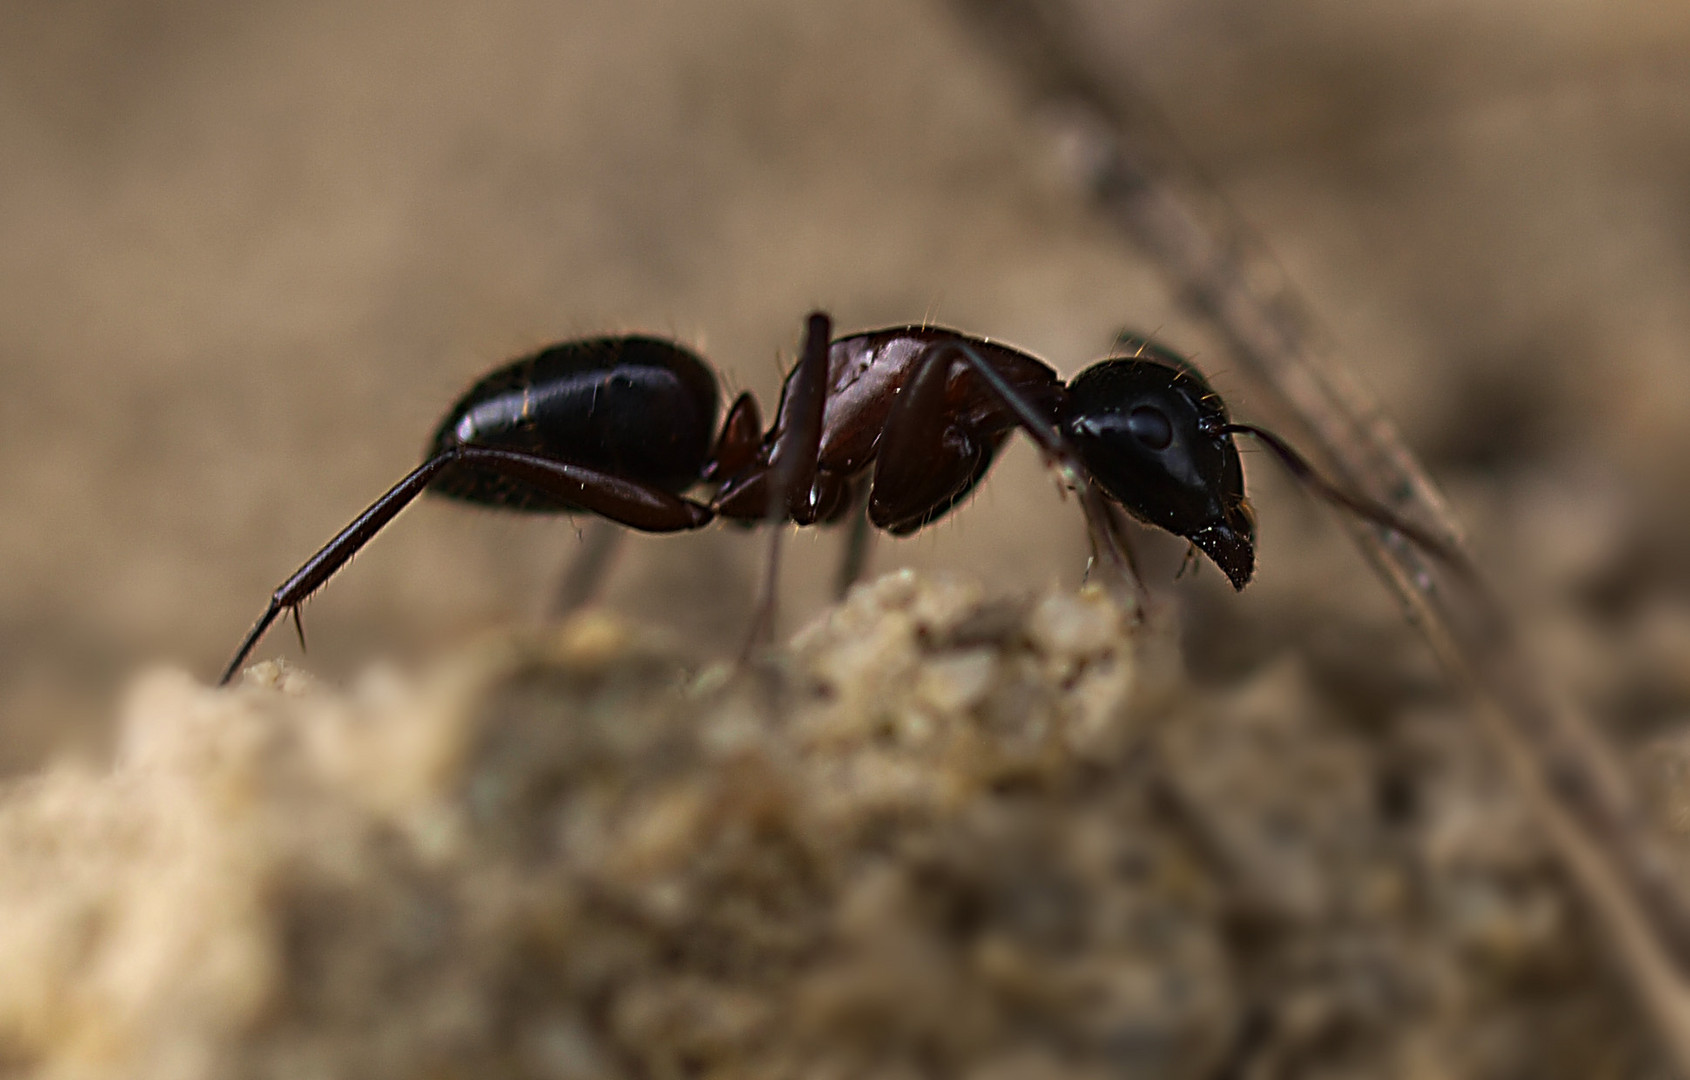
[867,337,984,526]
[713,313,833,522]
[701,391,762,484]
[737,312,834,657]
[875,339,1144,593]
[765,312,832,521]
[549,518,625,615]
[940,341,1147,591]
[455,446,714,531]
[741,526,786,661]
[220,445,714,686]
[222,453,457,685]
[1089,492,1151,606]
[1074,481,1148,602]
[833,494,873,599]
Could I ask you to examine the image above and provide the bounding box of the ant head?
[1062,351,1256,589]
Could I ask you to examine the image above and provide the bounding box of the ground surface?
[0,574,1664,1078]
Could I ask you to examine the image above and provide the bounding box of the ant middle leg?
[729,312,834,655]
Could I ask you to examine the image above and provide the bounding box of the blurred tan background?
[3,0,1689,772]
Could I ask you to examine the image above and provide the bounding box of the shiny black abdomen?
[427,336,719,512]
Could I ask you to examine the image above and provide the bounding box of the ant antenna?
[1221,421,1484,592]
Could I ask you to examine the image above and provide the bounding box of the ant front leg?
[219,445,715,686]
[942,342,1149,597]
[872,338,1148,601]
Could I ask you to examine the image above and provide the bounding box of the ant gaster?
[219,311,1465,685]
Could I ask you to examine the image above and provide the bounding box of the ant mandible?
[219,311,1467,685]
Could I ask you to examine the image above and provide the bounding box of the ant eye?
[1127,405,1173,450]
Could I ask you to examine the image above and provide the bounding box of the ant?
[219,311,1471,685]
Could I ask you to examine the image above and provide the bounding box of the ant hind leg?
[549,518,625,616]
[833,492,873,600]
[219,445,714,686]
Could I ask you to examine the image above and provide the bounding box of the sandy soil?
[0,575,1658,1078]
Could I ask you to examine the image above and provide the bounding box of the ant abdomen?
[426,336,720,513]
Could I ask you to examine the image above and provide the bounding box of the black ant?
[219,311,1470,685]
